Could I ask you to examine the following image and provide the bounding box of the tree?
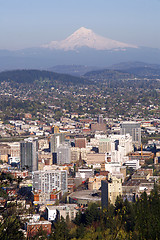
[50,217,69,240]
[135,191,151,240]
[0,215,25,240]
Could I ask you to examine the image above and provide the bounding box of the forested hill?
[0,69,90,85]
[84,66,160,81]
[84,69,135,81]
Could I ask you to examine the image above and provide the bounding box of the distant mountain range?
[0,27,160,70]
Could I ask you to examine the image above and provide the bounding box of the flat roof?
[27,221,51,225]
[68,190,101,201]
[46,204,77,210]
[99,138,110,142]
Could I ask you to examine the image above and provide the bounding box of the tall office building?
[32,169,68,194]
[120,122,141,146]
[50,133,65,153]
[20,138,38,172]
[57,143,71,165]
[101,180,108,209]
[97,114,103,124]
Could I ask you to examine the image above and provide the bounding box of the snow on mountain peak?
[73,27,93,35]
[42,27,137,51]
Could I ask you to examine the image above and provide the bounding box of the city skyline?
[0,0,160,50]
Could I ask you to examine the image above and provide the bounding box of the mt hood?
[42,27,137,51]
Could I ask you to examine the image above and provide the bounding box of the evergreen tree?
[0,215,25,240]
[50,217,70,240]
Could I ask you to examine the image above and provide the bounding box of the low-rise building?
[128,151,154,161]
[88,175,107,190]
[46,204,78,221]
[75,167,94,180]
[131,171,150,180]
[122,179,155,196]
[86,153,106,166]
[124,160,140,170]
[75,138,87,149]
[68,190,101,205]
[27,221,51,238]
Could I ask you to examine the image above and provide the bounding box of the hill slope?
[84,69,135,81]
[84,65,160,81]
[0,69,89,85]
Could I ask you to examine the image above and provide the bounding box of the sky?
[0,0,160,50]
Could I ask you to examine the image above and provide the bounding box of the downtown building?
[57,143,71,165]
[110,134,133,165]
[20,138,38,172]
[97,134,133,165]
[50,133,66,164]
[101,175,122,208]
[32,169,68,195]
[50,133,66,153]
[120,121,141,146]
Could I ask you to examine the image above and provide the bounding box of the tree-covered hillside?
[0,70,89,85]
[84,66,160,81]
[84,69,135,81]
[1,187,160,239]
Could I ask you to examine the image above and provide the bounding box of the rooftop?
[68,190,101,202]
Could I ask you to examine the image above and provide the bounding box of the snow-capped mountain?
[1,27,160,70]
[42,27,138,51]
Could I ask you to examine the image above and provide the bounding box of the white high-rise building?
[110,134,133,165]
[110,134,133,156]
[32,169,68,194]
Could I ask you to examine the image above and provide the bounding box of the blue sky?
[0,0,160,50]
